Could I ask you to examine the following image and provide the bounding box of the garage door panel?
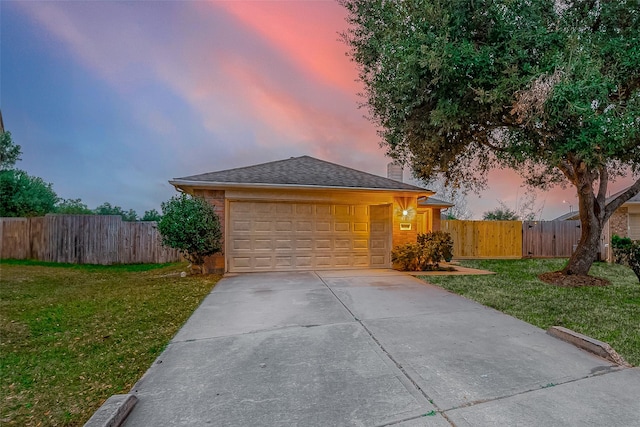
[296,204,313,215]
[371,255,387,267]
[315,239,332,250]
[275,239,293,250]
[228,202,391,272]
[276,257,293,267]
[335,239,351,250]
[296,256,313,268]
[233,239,251,251]
[254,221,271,232]
[316,205,331,215]
[316,256,332,267]
[335,222,350,232]
[254,239,272,250]
[254,257,273,268]
[354,222,368,232]
[353,255,369,266]
[334,205,351,216]
[232,257,251,268]
[297,221,313,231]
[354,239,368,249]
[296,239,313,250]
[316,221,331,232]
[276,221,293,231]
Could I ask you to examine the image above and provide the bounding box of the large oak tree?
[341,0,640,278]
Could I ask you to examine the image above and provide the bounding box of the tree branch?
[596,165,608,208]
[605,177,640,217]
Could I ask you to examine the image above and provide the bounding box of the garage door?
[630,214,640,240]
[228,202,390,272]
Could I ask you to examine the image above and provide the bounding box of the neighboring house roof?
[553,185,640,220]
[418,196,454,209]
[171,155,432,193]
[554,211,579,221]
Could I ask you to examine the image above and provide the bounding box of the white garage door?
[228,202,390,272]
[630,214,640,240]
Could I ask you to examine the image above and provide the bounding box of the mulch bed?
[538,271,611,287]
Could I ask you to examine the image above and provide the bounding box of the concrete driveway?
[123,270,639,426]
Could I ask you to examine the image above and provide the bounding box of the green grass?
[0,261,219,426]
[421,259,640,366]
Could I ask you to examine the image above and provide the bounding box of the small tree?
[55,198,93,214]
[0,169,58,217]
[140,209,162,222]
[1,131,21,170]
[483,202,520,221]
[94,202,138,221]
[157,193,222,272]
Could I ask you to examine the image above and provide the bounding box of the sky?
[1,1,633,219]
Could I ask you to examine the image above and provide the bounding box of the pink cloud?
[215,1,360,96]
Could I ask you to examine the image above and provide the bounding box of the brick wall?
[610,207,628,238]
[392,197,418,248]
[194,189,225,274]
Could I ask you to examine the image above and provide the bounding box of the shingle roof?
[173,155,428,192]
[418,196,454,208]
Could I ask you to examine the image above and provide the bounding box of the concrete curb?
[547,326,632,367]
[83,394,137,427]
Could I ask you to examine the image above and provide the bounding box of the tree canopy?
[0,169,58,217]
[342,0,640,279]
[1,131,21,170]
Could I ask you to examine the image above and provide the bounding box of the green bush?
[392,231,454,271]
[612,234,633,265]
[611,235,640,282]
[157,194,222,270]
[628,243,640,282]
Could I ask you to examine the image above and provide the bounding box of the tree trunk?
[562,215,602,275]
[562,169,604,276]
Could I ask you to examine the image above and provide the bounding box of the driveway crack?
[314,271,455,426]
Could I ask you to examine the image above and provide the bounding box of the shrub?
[612,234,632,264]
[157,194,222,272]
[628,243,640,282]
[392,231,454,271]
[611,235,640,282]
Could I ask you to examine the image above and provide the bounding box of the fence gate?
[522,221,582,258]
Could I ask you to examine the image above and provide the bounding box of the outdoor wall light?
[395,206,416,220]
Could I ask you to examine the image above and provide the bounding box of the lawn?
[0,260,220,426]
[421,259,640,366]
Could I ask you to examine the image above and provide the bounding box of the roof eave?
[169,179,434,196]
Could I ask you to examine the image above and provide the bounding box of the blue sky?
[1,1,629,219]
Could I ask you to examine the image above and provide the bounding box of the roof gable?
[173,155,428,192]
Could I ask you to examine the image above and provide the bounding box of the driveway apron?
[123,270,640,427]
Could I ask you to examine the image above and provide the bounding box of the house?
[170,155,449,273]
[417,196,454,233]
[554,187,640,260]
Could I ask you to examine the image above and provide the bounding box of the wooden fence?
[0,215,181,264]
[522,220,582,258]
[443,220,522,259]
[442,220,591,259]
